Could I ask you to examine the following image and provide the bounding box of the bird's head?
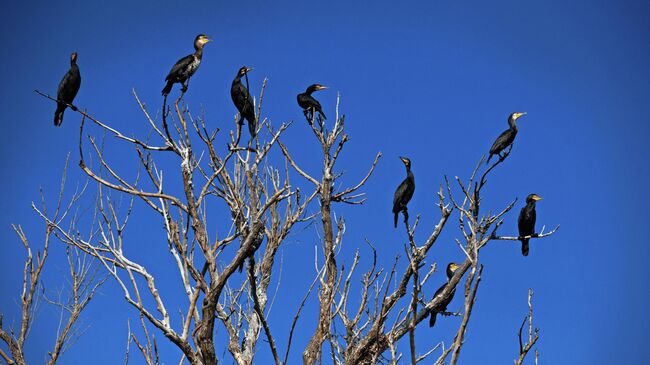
[194,34,212,49]
[399,156,411,168]
[525,193,543,203]
[508,112,527,123]
[70,52,78,64]
[307,84,328,93]
[446,262,459,279]
[238,66,253,76]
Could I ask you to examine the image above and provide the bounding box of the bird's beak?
[515,112,527,120]
[204,37,213,43]
[317,85,328,90]
[399,156,406,162]
[532,194,543,201]
[245,67,254,73]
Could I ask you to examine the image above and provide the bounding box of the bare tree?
[14,82,558,364]
[0,158,104,365]
[515,289,540,365]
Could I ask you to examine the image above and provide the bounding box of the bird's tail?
[238,260,244,273]
[319,110,327,120]
[162,81,173,96]
[393,211,398,228]
[521,238,529,257]
[429,312,438,327]
[486,153,493,165]
[54,104,65,126]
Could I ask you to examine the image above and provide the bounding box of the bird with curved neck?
[487,112,526,163]
[429,262,460,327]
[162,34,211,96]
[297,84,327,121]
[231,66,256,138]
[518,193,542,256]
[54,52,81,126]
[392,156,415,228]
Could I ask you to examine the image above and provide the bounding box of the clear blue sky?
[1,1,649,364]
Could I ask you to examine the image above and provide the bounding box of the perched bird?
[518,193,542,256]
[429,262,460,327]
[487,112,527,163]
[230,66,256,137]
[162,34,211,96]
[392,157,415,228]
[54,52,81,126]
[297,84,327,120]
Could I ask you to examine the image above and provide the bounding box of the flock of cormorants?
[51,34,545,329]
[390,111,543,257]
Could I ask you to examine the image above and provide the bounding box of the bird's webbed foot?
[70,105,78,112]
[304,109,315,124]
[181,85,188,93]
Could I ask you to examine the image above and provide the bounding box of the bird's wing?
[57,66,81,102]
[432,282,454,311]
[311,97,323,110]
[433,282,447,299]
[236,84,254,111]
[165,54,194,81]
[531,208,536,228]
[393,179,409,209]
[300,95,321,110]
[518,206,536,235]
[232,84,256,122]
[489,129,514,154]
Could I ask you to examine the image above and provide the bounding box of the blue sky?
[1,0,649,364]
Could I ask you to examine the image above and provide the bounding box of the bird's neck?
[306,86,317,95]
[405,167,413,178]
[526,201,536,209]
[508,118,518,130]
[194,46,203,59]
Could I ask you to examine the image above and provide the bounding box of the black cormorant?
[392,156,415,228]
[297,84,327,120]
[162,34,211,96]
[54,52,81,126]
[429,262,460,327]
[230,66,256,137]
[487,112,526,163]
[518,193,542,256]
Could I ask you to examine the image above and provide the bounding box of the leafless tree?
[0,157,105,365]
[515,289,540,365]
[13,83,558,364]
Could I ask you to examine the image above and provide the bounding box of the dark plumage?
[392,157,415,228]
[162,34,211,96]
[487,112,526,163]
[429,263,460,327]
[518,194,542,256]
[297,84,327,120]
[54,52,81,126]
[231,66,256,137]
